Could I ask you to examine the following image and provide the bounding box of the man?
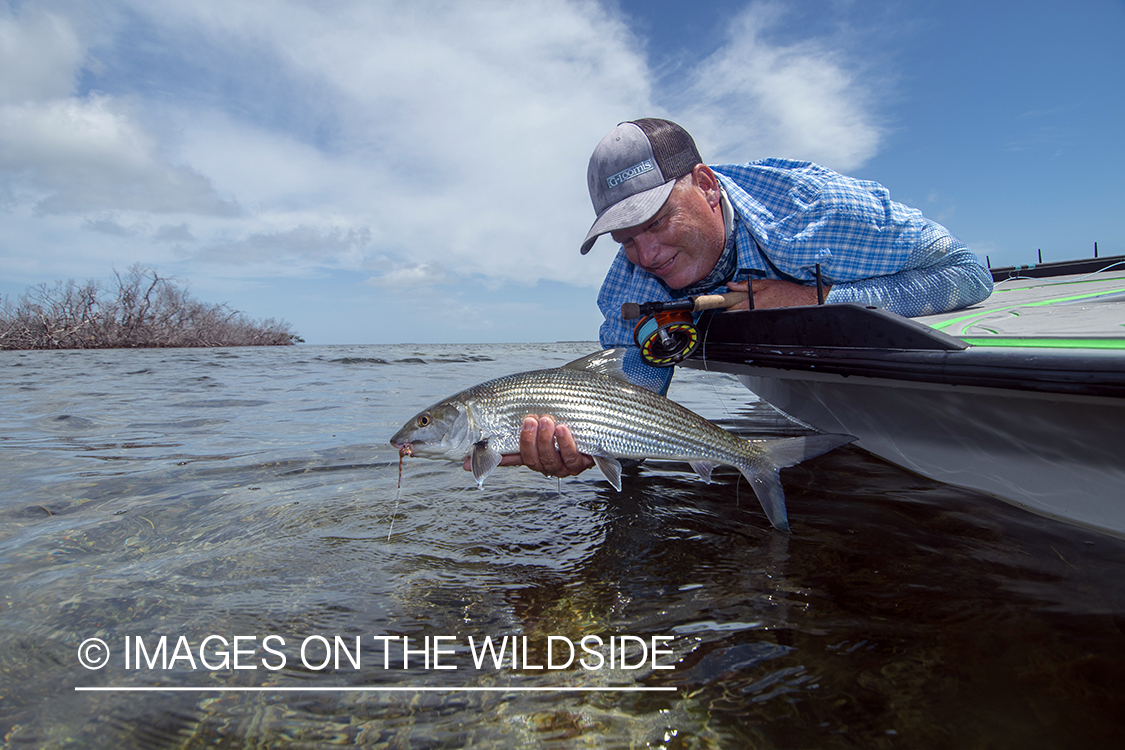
[492,117,993,480]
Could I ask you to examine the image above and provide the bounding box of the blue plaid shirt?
[598,159,993,392]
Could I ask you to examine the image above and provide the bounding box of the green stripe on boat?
[961,337,1125,350]
[929,286,1125,336]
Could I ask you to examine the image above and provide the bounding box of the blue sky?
[2,0,1122,344]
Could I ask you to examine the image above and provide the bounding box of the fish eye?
[416,413,431,427]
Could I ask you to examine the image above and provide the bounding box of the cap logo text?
[607,159,655,189]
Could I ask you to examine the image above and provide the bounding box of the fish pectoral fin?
[592,455,624,492]
[689,460,719,484]
[470,441,503,488]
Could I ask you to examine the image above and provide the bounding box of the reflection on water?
[1,344,1123,748]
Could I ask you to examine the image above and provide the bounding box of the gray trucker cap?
[580,118,703,255]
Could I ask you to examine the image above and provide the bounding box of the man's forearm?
[825,253,992,317]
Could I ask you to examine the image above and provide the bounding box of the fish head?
[390,400,475,461]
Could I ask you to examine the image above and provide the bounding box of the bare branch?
[0,267,300,350]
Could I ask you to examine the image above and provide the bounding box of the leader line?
[75,686,678,693]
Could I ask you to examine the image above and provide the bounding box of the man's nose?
[634,233,661,265]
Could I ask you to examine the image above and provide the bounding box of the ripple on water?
[1,344,1124,749]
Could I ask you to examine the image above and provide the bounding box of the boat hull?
[725,366,1125,537]
[681,266,1125,538]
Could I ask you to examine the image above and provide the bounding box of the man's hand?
[462,415,595,478]
[725,279,828,309]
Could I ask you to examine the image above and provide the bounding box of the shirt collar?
[721,185,734,240]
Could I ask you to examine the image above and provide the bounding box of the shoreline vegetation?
[1,265,301,350]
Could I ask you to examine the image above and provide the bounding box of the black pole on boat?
[1095,241,1099,258]
[815,263,825,305]
[1038,248,1042,264]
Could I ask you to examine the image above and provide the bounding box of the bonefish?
[390,349,852,531]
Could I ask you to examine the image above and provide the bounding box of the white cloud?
[196,225,373,271]
[102,0,654,287]
[0,4,240,217]
[679,2,885,171]
[364,262,456,290]
[154,223,195,243]
[0,5,84,102]
[82,215,138,236]
[1,0,896,342]
[0,94,241,215]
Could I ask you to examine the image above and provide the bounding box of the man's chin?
[650,263,683,286]
[657,268,699,290]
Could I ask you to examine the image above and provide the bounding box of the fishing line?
[387,452,404,541]
[996,259,1125,284]
[697,310,742,506]
[698,312,737,424]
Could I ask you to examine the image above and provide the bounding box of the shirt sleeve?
[824,221,993,317]
[597,250,676,394]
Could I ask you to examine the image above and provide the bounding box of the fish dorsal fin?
[561,348,629,382]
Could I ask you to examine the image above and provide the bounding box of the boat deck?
[919,266,1125,346]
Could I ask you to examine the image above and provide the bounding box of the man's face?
[610,167,726,290]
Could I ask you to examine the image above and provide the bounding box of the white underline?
[75,686,677,693]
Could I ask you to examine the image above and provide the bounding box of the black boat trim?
[693,304,968,351]
[692,304,1125,399]
[988,254,1125,281]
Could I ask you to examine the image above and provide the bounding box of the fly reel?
[632,311,700,367]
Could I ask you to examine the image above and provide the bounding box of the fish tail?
[737,434,854,532]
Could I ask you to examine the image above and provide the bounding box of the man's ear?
[692,164,722,207]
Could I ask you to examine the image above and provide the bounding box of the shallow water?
[1,343,1123,749]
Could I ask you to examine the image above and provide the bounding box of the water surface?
[2,344,1123,748]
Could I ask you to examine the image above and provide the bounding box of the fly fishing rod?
[620,290,751,322]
